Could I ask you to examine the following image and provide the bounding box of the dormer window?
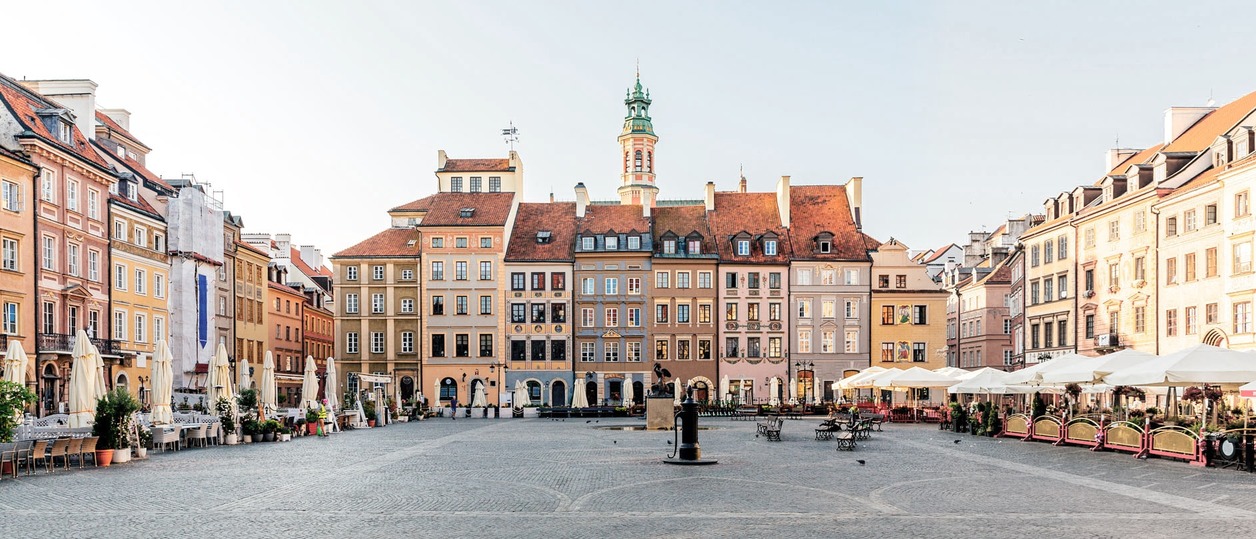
[459,208,475,218]
[736,240,750,256]
[536,231,552,244]
[605,236,619,250]
[58,121,73,144]
[450,177,463,192]
[764,240,778,256]
[116,146,126,159]
[628,236,641,250]
[819,240,831,253]
[582,237,594,251]
[688,239,701,254]
[663,240,676,254]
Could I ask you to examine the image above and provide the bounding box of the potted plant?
[237,389,258,415]
[277,393,288,406]
[0,380,36,444]
[241,418,260,443]
[216,397,238,445]
[135,427,151,459]
[93,388,140,466]
[363,400,377,427]
[262,419,280,442]
[305,407,320,434]
[278,426,292,442]
[295,418,306,436]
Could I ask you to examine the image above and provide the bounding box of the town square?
[4,2,1256,537]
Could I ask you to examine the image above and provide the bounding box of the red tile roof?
[94,111,148,149]
[268,280,304,297]
[409,192,516,227]
[439,158,513,173]
[289,247,332,279]
[577,204,651,235]
[706,192,793,263]
[333,228,421,258]
[235,240,269,258]
[923,244,959,264]
[1164,91,1256,153]
[505,202,577,262]
[0,75,112,171]
[651,205,716,255]
[789,185,875,260]
[91,139,175,192]
[1160,166,1221,201]
[109,192,162,221]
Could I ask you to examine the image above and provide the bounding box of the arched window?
[439,377,457,401]
[630,106,635,116]
[646,151,652,173]
[526,380,542,404]
[115,372,129,394]
[634,150,643,172]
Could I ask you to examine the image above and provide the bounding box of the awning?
[354,372,393,385]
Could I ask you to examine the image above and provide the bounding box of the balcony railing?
[1093,332,1120,350]
[36,333,119,355]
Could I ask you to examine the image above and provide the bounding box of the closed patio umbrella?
[571,383,589,408]
[3,339,28,386]
[674,378,683,406]
[91,342,107,402]
[211,344,236,417]
[769,377,780,406]
[471,383,487,408]
[68,330,98,428]
[719,375,730,403]
[622,378,634,406]
[150,340,174,425]
[300,355,319,410]
[324,357,339,414]
[789,377,798,404]
[238,356,253,393]
[513,380,529,408]
[261,351,277,415]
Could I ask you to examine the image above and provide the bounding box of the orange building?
[0,146,38,390]
[266,266,306,406]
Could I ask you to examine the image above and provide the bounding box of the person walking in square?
[450,397,458,420]
[317,399,330,437]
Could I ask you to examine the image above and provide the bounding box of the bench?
[834,431,857,451]
[760,417,783,442]
[815,421,842,441]
[866,414,885,432]
[852,420,873,441]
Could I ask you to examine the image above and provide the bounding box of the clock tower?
[617,72,660,209]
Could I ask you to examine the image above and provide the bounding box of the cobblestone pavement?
[3,417,1254,538]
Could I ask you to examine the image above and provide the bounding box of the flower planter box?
[113,449,132,464]
[522,408,539,418]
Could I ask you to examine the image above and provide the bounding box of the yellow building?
[234,238,270,370]
[108,176,170,402]
[870,239,948,379]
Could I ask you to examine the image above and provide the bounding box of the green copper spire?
[623,67,654,136]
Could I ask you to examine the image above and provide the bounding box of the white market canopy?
[1104,343,1256,387]
[1240,380,1256,399]
[932,367,972,379]
[948,367,1051,395]
[858,368,906,389]
[1003,353,1089,386]
[835,366,888,390]
[1040,349,1156,385]
[884,367,958,389]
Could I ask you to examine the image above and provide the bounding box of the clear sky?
[5,1,1256,255]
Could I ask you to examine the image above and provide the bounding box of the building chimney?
[846,176,863,230]
[575,183,589,218]
[275,233,292,253]
[642,200,651,218]
[1105,148,1140,172]
[99,108,131,131]
[19,79,98,143]
[1163,106,1215,145]
[300,245,316,268]
[738,177,747,193]
[705,181,715,211]
[549,192,554,203]
[437,149,448,170]
[776,175,791,228]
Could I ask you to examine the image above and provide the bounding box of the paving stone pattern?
[2,417,1254,538]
